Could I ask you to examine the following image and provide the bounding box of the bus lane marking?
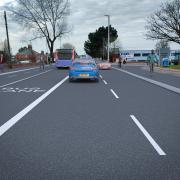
[0,76,69,137]
[0,70,52,88]
[0,87,46,93]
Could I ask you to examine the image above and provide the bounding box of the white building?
[120,50,151,62]
[120,49,178,62]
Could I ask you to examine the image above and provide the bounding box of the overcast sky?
[0,0,179,54]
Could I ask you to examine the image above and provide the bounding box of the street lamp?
[104,14,110,62]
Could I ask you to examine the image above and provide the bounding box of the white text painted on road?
[0,70,52,88]
[110,89,119,99]
[130,115,166,156]
[0,87,46,93]
[0,76,69,137]
[113,67,180,94]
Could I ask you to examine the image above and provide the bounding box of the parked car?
[69,59,99,82]
[98,61,111,70]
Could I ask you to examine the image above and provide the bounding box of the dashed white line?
[130,115,166,156]
[0,70,52,88]
[100,75,103,79]
[110,89,119,99]
[113,67,180,94]
[103,80,108,85]
[0,76,69,137]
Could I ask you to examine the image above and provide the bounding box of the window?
[142,53,150,57]
[134,53,141,57]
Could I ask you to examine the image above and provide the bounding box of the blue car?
[69,60,99,82]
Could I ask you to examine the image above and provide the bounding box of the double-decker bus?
[54,49,77,68]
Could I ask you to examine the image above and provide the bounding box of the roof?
[17,49,33,55]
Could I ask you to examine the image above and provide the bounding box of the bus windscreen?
[59,52,72,60]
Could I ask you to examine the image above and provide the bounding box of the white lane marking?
[8,75,17,78]
[0,76,69,137]
[100,75,103,79]
[0,70,52,88]
[103,80,108,85]
[110,89,119,99]
[130,115,166,156]
[0,67,39,76]
[113,67,180,94]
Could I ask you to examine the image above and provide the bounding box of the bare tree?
[62,43,75,49]
[155,40,170,51]
[145,0,180,45]
[6,0,70,61]
[110,38,122,51]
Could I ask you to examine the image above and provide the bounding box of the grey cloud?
[1,0,179,55]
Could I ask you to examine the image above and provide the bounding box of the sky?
[0,0,179,55]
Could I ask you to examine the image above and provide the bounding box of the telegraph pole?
[104,15,110,62]
[4,11,11,64]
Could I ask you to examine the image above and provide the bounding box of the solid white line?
[0,76,69,137]
[110,89,119,99]
[130,115,166,156]
[0,67,39,76]
[113,67,180,94]
[0,70,52,88]
[103,80,108,85]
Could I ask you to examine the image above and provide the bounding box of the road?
[0,64,180,179]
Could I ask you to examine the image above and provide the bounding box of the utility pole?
[4,11,11,64]
[104,15,110,62]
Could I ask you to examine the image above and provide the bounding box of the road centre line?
[0,76,69,137]
[130,115,166,156]
[110,89,119,99]
[103,80,108,85]
[113,67,180,94]
[0,70,52,88]
[0,67,39,76]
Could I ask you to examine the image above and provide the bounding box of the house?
[16,44,44,63]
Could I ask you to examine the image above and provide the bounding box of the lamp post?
[104,15,110,62]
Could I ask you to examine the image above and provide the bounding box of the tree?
[145,0,180,45]
[62,43,74,49]
[6,0,70,62]
[18,46,28,53]
[110,38,122,52]
[155,40,170,52]
[84,26,118,58]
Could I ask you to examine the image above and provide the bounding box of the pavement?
[0,64,180,179]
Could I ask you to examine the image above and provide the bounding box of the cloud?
[0,0,179,55]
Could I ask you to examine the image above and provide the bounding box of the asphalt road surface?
[0,64,180,180]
